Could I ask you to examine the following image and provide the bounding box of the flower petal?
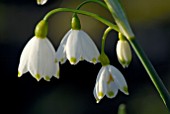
[41,38,57,80]
[108,65,129,95]
[106,81,118,98]
[80,30,100,64]
[27,37,57,81]
[94,67,105,102]
[56,30,71,64]
[26,37,40,80]
[54,62,60,79]
[66,30,82,65]
[97,67,108,99]
[18,37,34,76]
[93,81,100,103]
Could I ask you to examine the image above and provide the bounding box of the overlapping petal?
[56,29,100,65]
[93,65,128,103]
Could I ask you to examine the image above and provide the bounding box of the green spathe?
[35,20,48,38]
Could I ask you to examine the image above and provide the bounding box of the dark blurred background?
[0,0,170,114]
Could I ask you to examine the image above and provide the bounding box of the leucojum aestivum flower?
[18,0,170,111]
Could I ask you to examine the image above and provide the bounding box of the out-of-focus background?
[0,0,170,114]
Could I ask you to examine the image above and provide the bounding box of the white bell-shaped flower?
[93,65,129,103]
[56,29,100,65]
[18,36,60,81]
[37,0,47,5]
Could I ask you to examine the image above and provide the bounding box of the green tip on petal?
[107,91,114,97]
[55,70,60,79]
[44,76,50,81]
[61,58,65,63]
[18,71,22,77]
[35,74,41,81]
[123,86,129,95]
[98,92,104,97]
[70,57,77,64]
[92,58,97,64]
[55,59,58,63]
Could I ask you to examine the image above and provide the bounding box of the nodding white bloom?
[18,36,60,81]
[116,40,132,68]
[93,65,129,103]
[37,0,47,5]
[56,29,100,65]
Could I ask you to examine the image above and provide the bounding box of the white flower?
[116,40,132,68]
[18,36,60,81]
[37,0,47,5]
[93,65,129,103]
[56,29,100,65]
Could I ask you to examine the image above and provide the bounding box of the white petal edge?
[80,30,100,64]
[18,37,35,76]
[108,65,128,95]
[97,67,109,99]
[56,30,71,64]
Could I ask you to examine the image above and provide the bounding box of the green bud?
[71,14,81,30]
[35,20,48,39]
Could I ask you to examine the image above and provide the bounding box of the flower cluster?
[18,3,132,103]
[18,18,100,81]
[16,0,170,111]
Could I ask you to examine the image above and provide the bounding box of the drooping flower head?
[93,65,129,103]
[116,33,132,68]
[56,14,100,65]
[18,20,60,81]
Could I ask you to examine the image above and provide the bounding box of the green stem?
[101,27,112,54]
[104,0,134,40]
[104,0,170,109]
[129,38,170,110]
[43,8,119,32]
[98,27,112,66]
[76,0,107,10]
